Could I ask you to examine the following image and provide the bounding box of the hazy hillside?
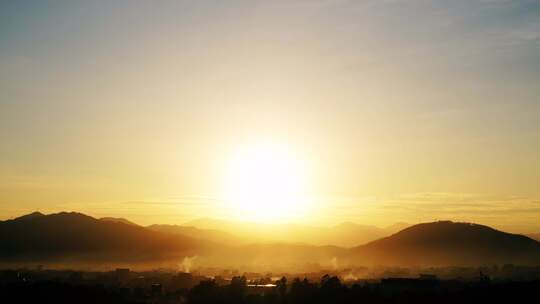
[212,243,346,272]
[351,221,540,266]
[148,224,241,245]
[100,217,139,226]
[184,218,408,247]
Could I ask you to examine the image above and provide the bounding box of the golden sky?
[1,1,540,232]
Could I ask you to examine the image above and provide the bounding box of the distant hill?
[384,222,411,234]
[100,217,139,226]
[327,222,409,247]
[0,212,213,262]
[351,221,540,266]
[147,224,241,245]
[184,218,408,247]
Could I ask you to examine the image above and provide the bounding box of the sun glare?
[224,143,310,222]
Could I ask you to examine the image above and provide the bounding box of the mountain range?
[1,212,540,269]
[152,218,410,247]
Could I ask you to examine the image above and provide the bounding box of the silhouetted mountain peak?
[14,211,45,221]
[9,212,102,226]
[0,211,210,262]
[353,220,540,266]
[42,212,99,223]
[392,221,495,238]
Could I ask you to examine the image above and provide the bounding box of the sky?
[1,0,540,232]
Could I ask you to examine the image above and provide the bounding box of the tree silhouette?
[188,279,220,304]
[276,276,287,303]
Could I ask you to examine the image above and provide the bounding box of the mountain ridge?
[352,221,540,266]
[3,212,540,268]
[183,217,409,247]
[0,211,212,262]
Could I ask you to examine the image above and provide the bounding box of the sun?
[224,143,310,222]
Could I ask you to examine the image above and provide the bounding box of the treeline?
[188,275,540,304]
[3,274,540,304]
